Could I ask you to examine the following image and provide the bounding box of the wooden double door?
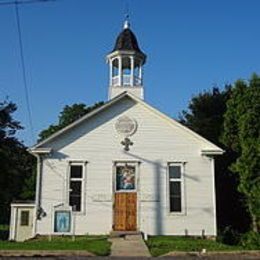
[113,192,137,231]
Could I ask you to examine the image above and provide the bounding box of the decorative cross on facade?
[121,137,133,151]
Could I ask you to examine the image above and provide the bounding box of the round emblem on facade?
[115,116,137,137]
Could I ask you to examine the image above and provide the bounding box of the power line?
[0,0,56,143]
[0,0,55,6]
[14,1,35,142]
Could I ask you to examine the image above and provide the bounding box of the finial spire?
[123,15,130,29]
[123,2,130,29]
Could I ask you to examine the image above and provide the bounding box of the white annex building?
[10,20,223,241]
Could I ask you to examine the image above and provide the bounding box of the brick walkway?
[109,234,151,257]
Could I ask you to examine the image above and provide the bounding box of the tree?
[180,86,250,232]
[222,74,260,233]
[179,87,231,145]
[0,100,36,224]
[38,102,104,142]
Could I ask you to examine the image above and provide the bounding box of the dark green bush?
[217,226,240,245]
[240,231,260,250]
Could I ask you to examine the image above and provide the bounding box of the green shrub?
[218,226,240,245]
[240,231,260,250]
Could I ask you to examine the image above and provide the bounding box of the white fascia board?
[28,147,52,155]
[201,149,225,156]
[11,203,36,208]
[126,92,225,152]
[31,91,224,153]
[31,91,130,149]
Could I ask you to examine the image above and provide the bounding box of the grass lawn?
[0,235,111,256]
[0,225,8,231]
[146,236,244,256]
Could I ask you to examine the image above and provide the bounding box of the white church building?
[10,20,223,241]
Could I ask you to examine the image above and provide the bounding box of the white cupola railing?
[112,75,142,87]
[109,56,143,87]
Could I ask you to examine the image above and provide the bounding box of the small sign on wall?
[54,211,71,233]
[140,193,160,202]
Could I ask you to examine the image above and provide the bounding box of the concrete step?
[110,231,142,238]
[125,234,143,240]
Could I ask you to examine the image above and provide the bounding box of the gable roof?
[31,92,224,155]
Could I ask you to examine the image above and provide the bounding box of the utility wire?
[0,0,56,143]
[14,1,35,142]
[0,0,55,6]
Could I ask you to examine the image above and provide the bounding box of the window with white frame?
[168,163,184,213]
[69,164,84,212]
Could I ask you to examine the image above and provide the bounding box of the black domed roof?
[112,28,145,56]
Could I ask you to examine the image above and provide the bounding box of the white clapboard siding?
[36,96,216,236]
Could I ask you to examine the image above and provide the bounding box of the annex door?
[15,207,34,241]
[113,164,137,231]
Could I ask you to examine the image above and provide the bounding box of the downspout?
[32,153,42,236]
[28,147,51,237]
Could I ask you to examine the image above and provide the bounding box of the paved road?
[1,254,259,259]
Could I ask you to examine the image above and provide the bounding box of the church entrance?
[113,163,137,231]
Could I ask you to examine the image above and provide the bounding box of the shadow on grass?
[0,225,9,241]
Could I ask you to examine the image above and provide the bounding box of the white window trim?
[66,161,87,215]
[167,162,186,216]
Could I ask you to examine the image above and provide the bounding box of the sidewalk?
[109,234,151,257]
[0,250,94,257]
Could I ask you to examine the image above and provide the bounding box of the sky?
[0,0,260,146]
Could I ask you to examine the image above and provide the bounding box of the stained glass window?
[116,165,135,191]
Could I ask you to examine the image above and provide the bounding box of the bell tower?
[107,18,146,100]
